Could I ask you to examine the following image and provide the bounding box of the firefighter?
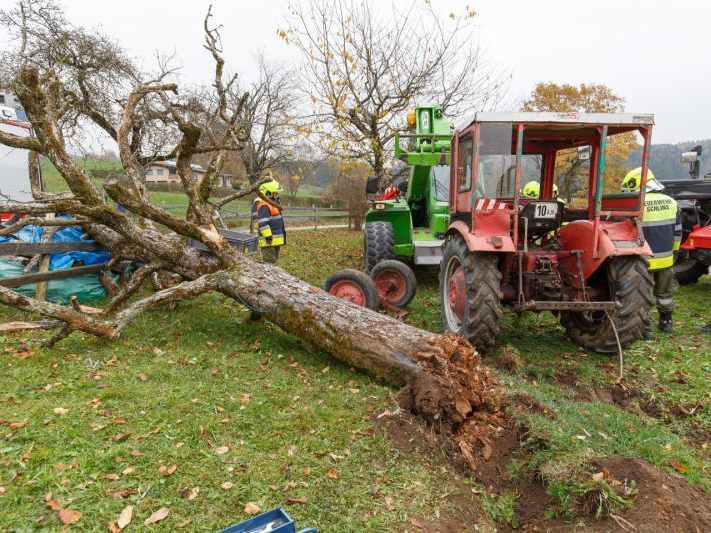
[522,180,540,199]
[621,167,682,336]
[251,173,286,264]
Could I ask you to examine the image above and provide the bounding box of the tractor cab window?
[432,165,450,201]
[457,135,473,191]
[477,123,517,198]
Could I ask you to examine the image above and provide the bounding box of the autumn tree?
[0,1,502,466]
[522,82,640,200]
[323,160,369,230]
[239,53,299,183]
[283,0,503,186]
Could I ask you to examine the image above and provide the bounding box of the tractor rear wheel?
[364,221,394,272]
[440,236,502,353]
[673,257,709,285]
[561,256,653,353]
[325,269,380,311]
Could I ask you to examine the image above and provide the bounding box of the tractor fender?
[558,219,652,279]
[445,216,515,253]
[681,223,711,251]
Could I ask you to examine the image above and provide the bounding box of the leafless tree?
[239,52,300,183]
[0,2,498,461]
[283,0,504,184]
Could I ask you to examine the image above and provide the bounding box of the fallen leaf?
[215,446,229,455]
[409,517,424,529]
[144,507,169,525]
[221,481,234,490]
[244,502,261,515]
[668,459,687,474]
[163,464,177,477]
[592,471,604,481]
[286,496,307,504]
[58,509,81,525]
[8,418,29,429]
[327,469,338,479]
[53,407,68,415]
[130,449,142,457]
[47,498,61,510]
[90,423,106,431]
[105,473,120,481]
[287,445,297,456]
[152,347,164,356]
[216,405,225,413]
[177,519,191,528]
[122,467,135,475]
[138,373,148,381]
[112,488,139,499]
[181,487,200,500]
[117,505,133,529]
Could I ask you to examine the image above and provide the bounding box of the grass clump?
[480,490,520,529]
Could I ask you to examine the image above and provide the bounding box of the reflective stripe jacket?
[251,199,286,247]
[642,191,681,271]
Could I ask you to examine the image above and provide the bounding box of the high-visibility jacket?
[642,191,681,271]
[251,199,286,247]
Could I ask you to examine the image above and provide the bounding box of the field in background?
[1,228,709,529]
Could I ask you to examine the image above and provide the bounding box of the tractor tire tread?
[364,222,395,272]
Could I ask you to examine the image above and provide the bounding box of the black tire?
[324,269,380,311]
[673,257,709,285]
[364,221,394,272]
[440,236,502,353]
[370,259,417,308]
[561,256,653,353]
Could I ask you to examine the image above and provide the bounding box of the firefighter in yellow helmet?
[522,180,540,199]
[251,170,286,264]
[621,167,682,337]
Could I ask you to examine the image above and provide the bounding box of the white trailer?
[0,105,37,220]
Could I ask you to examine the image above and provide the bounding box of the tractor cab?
[441,111,656,354]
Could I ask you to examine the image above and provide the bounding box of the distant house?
[144,160,234,187]
[0,89,28,122]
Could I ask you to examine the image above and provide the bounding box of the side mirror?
[681,151,699,163]
[577,146,590,161]
[365,176,379,194]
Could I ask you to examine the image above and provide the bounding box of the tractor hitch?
[515,300,622,312]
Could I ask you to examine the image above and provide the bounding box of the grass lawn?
[1,229,709,530]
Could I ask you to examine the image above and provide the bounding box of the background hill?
[627,139,711,180]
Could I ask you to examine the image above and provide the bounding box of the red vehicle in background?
[660,146,711,284]
[1,105,37,222]
[441,112,655,354]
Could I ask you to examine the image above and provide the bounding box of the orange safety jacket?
[251,199,286,247]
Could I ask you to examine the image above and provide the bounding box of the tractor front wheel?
[364,221,395,272]
[370,259,417,308]
[440,236,502,353]
[325,269,380,311]
[561,256,653,353]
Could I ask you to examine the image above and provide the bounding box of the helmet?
[522,181,540,199]
[259,179,283,196]
[621,167,662,192]
[553,184,559,198]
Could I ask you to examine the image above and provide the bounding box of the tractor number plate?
[533,202,558,219]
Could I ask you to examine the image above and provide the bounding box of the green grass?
[1,228,709,529]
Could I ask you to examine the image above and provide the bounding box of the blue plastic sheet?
[0,216,113,303]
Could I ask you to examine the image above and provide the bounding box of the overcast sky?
[2,0,709,144]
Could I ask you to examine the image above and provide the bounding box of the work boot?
[696,321,711,334]
[657,311,674,334]
[642,329,654,341]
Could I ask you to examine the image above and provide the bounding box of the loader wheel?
[364,221,394,272]
[440,236,502,353]
[673,257,709,285]
[325,269,380,311]
[370,259,417,308]
[561,256,653,353]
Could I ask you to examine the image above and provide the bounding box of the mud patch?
[589,456,711,532]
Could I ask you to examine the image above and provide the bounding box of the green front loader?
[363,105,452,271]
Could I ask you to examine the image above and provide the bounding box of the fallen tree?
[0,1,506,468]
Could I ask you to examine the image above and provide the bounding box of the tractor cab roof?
[457,111,654,151]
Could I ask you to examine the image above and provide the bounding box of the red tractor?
[441,112,656,353]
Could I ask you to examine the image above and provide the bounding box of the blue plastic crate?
[218,507,316,533]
